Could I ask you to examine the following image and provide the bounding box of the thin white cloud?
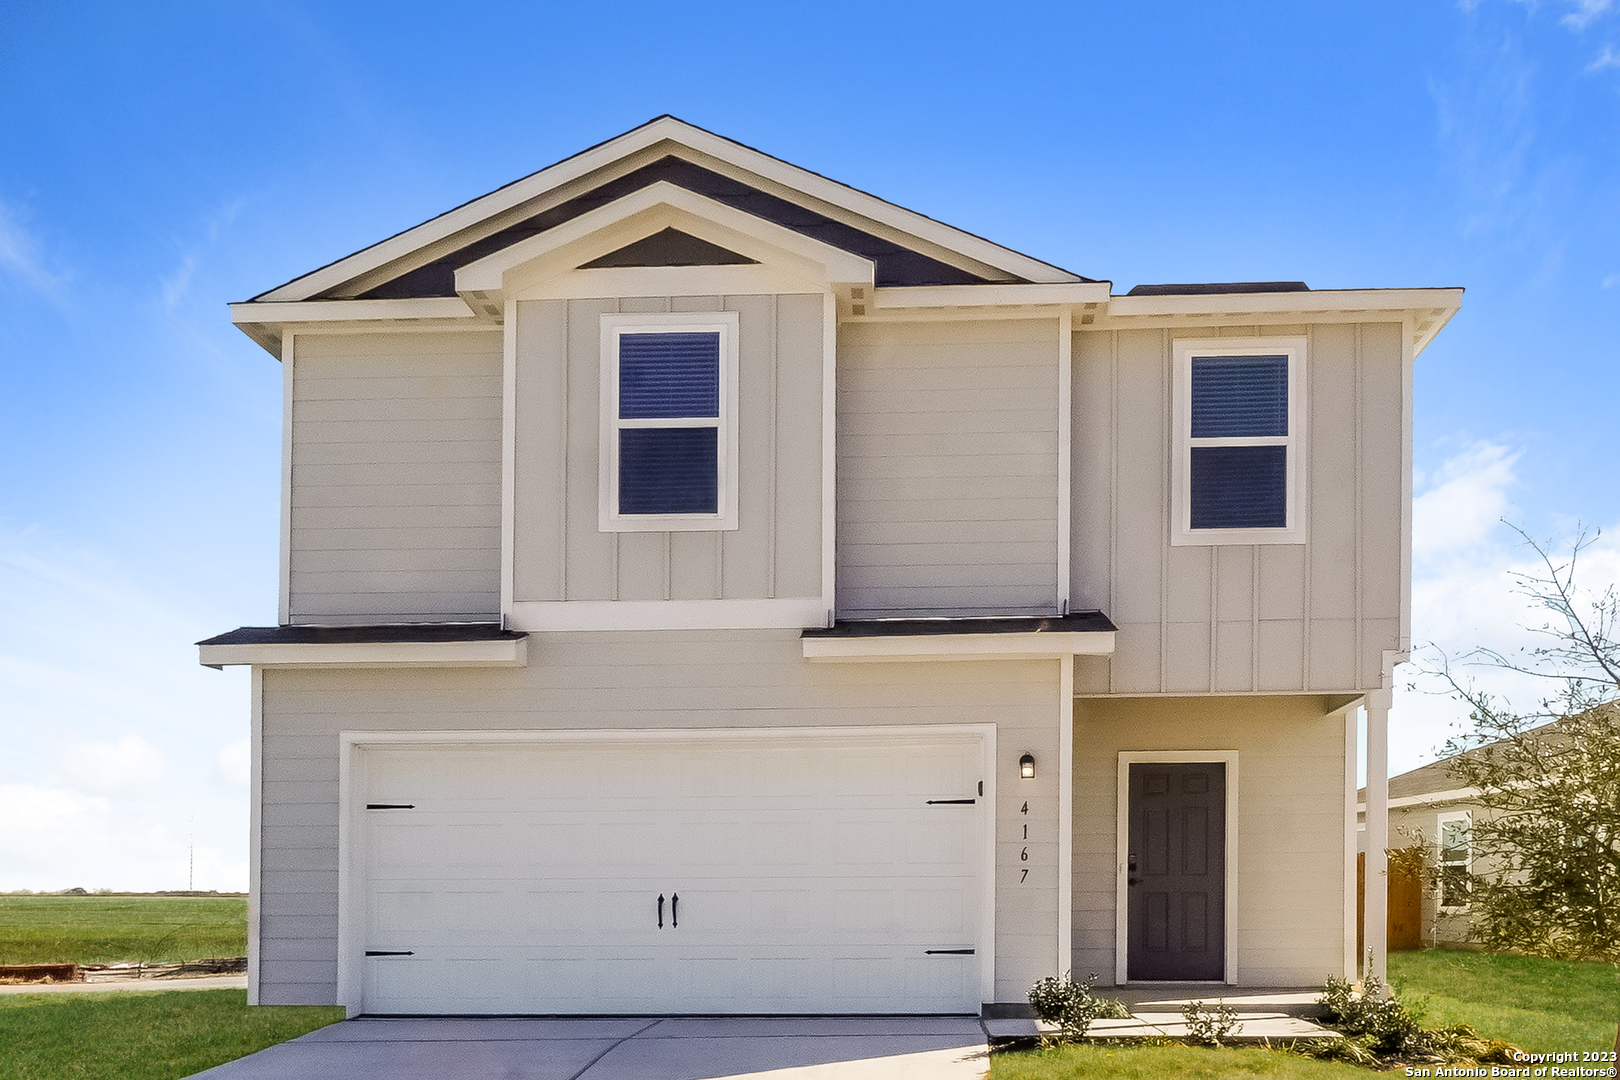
[1561,0,1614,30]
[0,525,250,891]
[0,197,67,298]
[1412,441,1520,562]
[1588,41,1620,68]
[159,198,243,314]
[1397,442,1620,773]
[217,739,250,788]
[57,734,169,796]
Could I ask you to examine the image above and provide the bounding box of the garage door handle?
[657,894,664,929]
[671,893,678,928]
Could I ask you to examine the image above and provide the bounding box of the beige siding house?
[202,117,1460,1015]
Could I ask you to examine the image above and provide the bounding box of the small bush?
[1027,971,1129,1042]
[1308,974,1526,1069]
[1181,997,1243,1045]
[1315,973,1416,1053]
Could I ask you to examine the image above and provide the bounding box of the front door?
[1126,762,1226,981]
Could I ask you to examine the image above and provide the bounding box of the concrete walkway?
[190,1017,991,1080]
[984,987,1341,1044]
[0,974,249,995]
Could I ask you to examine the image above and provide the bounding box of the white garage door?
[353,731,987,1014]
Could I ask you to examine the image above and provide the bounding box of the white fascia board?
[456,181,874,295]
[231,297,477,325]
[198,637,527,669]
[802,630,1116,663]
[1103,287,1463,318]
[873,282,1112,310]
[256,117,1082,302]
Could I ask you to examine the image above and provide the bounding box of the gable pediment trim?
[455,181,875,300]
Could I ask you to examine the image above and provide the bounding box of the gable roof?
[249,115,1090,304]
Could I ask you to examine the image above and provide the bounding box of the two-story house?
[200,117,1460,1016]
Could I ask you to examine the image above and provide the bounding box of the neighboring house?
[1357,758,1483,950]
[199,117,1461,1016]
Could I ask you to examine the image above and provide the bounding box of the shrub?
[1027,971,1129,1041]
[1181,998,1243,1045]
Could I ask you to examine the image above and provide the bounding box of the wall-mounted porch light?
[1019,753,1036,779]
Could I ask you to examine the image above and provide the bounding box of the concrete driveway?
[191,1016,991,1080]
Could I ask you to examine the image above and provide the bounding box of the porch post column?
[1363,686,1391,985]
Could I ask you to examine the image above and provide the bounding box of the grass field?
[1388,949,1620,1053]
[0,990,343,1080]
[0,896,247,966]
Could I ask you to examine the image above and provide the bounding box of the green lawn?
[0,990,343,1080]
[0,896,247,966]
[993,951,1620,1077]
[989,1043,1369,1079]
[1388,949,1620,1053]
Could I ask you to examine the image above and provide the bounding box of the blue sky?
[3,1,1618,890]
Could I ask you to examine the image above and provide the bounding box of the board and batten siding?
[837,319,1060,618]
[1071,323,1405,695]
[254,634,1064,1006]
[287,331,503,623]
[511,294,823,605]
[1070,695,1349,986]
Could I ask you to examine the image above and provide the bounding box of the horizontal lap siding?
[837,320,1059,617]
[257,636,1061,1006]
[289,332,502,622]
[1071,324,1406,695]
[1070,696,1347,986]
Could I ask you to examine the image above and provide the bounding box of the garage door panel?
[357,733,986,1014]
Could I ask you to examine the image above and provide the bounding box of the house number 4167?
[1020,800,1030,883]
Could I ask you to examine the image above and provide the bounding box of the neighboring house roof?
[1358,716,1598,811]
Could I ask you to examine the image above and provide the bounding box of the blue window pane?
[620,427,718,515]
[620,333,720,419]
[1190,445,1286,529]
[1190,355,1288,437]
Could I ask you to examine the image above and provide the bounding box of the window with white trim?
[1436,810,1471,911]
[1172,337,1306,545]
[599,311,739,531]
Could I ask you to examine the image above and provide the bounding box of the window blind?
[619,332,720,419]
[1189,445,1287,529]
[1190,355,1288,438]
[619,427,719,515]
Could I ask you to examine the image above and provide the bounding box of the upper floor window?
[1172,337,1306,545]
[599,311,739,532]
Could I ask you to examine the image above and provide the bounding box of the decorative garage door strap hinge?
[926,798,976,805]
[364,950,414,956]
[365,803,415,810]
[925,949,976,955]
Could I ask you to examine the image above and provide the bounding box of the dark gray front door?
[1126,762,1226,981]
